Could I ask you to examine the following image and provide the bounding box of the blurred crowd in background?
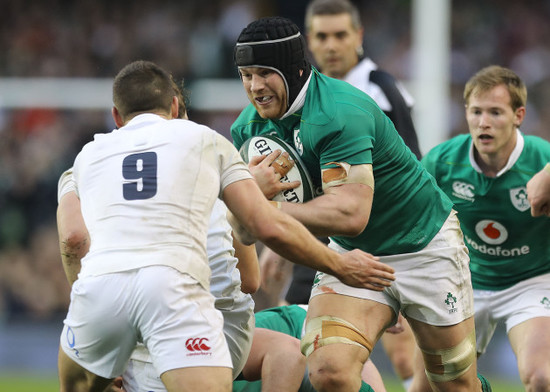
[1,0,550,322]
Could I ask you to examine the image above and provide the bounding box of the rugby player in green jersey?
[422,65,550,391]
[231,16,491,392]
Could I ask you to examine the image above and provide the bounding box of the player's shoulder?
[230,104,269,146]
[521,133,550,168]
[169,118,216,135]
[231,104,267,128]
[317,69,373,103]
[425,133,471,160]
[76,130,113,158]
[523,133,550,151]
[304,70,379,129]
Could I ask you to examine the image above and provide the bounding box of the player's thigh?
[380,319,416,378]
[508,316,550,375]
[220,304,255,379]
[307,293,395,346]
[380,317,416,357]
[161,366,232,392]
[305,293,394,377]
[123,359,165,392]
[58,346,113,392]
[361,359,388,392]
[407,316,475,351]
[407,317,479,390]
[242,327,302,381]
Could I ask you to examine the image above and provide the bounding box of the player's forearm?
[59,234,88,285]
[258,213,344,277]
[57,197,89,286]
[233,234,260,294]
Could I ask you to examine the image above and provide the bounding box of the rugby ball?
[239,135,315,203]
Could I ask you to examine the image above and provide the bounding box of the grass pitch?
[0,372,523,392]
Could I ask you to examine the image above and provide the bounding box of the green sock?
[359,381,375,392]
[477,373,492,392]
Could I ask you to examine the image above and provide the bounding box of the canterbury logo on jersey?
[452,181,475,202]
[185,337,211,355]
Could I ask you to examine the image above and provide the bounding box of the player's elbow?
[240,276,260,294]
[60,229,89,253]
[344,214,369,236]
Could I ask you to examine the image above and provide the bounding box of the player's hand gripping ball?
[239,135,315,203]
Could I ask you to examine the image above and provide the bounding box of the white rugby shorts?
[474,272,550,355]
[310,210,474,326]
[60,266,231,378]
[126,292,255,390]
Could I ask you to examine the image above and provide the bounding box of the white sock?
[402,376,413,391]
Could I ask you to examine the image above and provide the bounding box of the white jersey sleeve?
[57,167,77,202]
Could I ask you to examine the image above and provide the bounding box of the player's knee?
[519,364,550,391]
[284,336,306,367]
[301,316,373,357]
[302,316,370,391]
[308,362,356,392]
[421,330,476,383]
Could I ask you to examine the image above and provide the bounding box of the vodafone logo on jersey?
[475,220,508,245]
[186,337,211,356]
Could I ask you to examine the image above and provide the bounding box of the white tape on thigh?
[422,330,476,383]
[300,316,373,357]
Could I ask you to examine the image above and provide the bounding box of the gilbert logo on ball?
[239,135,315,203]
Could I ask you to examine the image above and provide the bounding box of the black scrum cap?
[235,16,311,110]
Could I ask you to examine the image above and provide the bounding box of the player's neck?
[474,149,512,177]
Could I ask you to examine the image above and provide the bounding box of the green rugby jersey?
[232,68,452,255]
[422,132,550,290]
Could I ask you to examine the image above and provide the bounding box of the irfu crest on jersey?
[509,187,530,212]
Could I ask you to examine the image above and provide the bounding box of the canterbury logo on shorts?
[185,337,211,355]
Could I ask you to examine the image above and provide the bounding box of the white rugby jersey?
[70,113,251,288]
[59,175,255,365]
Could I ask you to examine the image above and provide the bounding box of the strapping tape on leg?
[422,330,476,383]
[300,316,373,357]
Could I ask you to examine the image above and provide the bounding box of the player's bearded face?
[240,67,288,119]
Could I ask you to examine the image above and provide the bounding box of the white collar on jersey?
[120,113,167,130]
[280,72,312,120]
[344,57,378,85]
[469,128,524,177]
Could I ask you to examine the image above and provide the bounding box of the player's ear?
[514,106,526,128]
[171,96,179,119]
[112,106,124,128]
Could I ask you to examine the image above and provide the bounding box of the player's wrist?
[543,163,550,175]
